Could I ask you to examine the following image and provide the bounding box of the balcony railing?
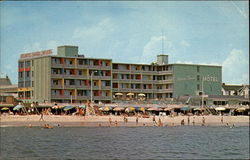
[51,74,64,78]
[51,84,63,89]
[51,95,72,99]
[51,63,64,68]
[100,86,111,90]
[112,88,173,93]
[63,64,76,68]
[92,76,111,80]
[92,96,112,100]
[77,64,89,69]
[157,70,173,75]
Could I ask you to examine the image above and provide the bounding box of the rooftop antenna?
[161,29,164,54]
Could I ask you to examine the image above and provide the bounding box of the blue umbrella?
[180,106,191,111]
[134,106,140,111]
[13,105,24,111]
[64,106,74,111]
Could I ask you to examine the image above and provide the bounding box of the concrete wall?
[32,57,51,103]
[58,46,78,57]
[173,64,222,97]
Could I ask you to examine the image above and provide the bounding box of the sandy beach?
[0,114,249,127]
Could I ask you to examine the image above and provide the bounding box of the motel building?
[18,45,222,104]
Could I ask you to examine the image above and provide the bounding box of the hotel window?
[197,84,200,90]
[197,75,200,81]
[79,70,82,75]
[197,66,200,72]
[26,71,30,77]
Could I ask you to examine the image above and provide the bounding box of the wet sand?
[0,115,249,127]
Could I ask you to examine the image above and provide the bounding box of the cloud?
[22,43,42,53]
[73,18,116,41]
[141,36,173,63]
[222,49,249,84]
[47,40,60,54]
[230,1,248,19]
[180,40,190,47]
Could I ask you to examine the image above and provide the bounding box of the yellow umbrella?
[125,107,135,112]
[104,107,111,111]
[140,107,145,112]
[1,107,9,111]
[127,92,134,96]
[138,93,145,97]
[115,92,123,96]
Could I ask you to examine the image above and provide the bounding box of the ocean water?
[0,126,249,159]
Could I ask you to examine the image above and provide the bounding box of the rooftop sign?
[20,50,52,59]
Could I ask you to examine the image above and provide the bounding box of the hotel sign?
[20,50,52,59]
[177,75,219,82]
[202,75,218,82]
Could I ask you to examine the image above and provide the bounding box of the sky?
[0,1,249,85]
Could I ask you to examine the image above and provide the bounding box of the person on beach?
[192,117,195,125]
[115,120,118,127]
[158,118,163,127]
[221,116,223,124]
[187,116,190,125]
[153,115,156,124]
[181,119,185,125]
[136,116,138,125]
[202,117,205,126]
[109,117,112,125]
[39,112,44,121]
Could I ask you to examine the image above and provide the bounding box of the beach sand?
[0,115,249,127]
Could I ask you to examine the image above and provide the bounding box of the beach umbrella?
[79,105,86,109]
[138,93,145,97]
[13,105,24,111]
[127,92,134,96]
[194,107,202,111]
[215,107,226,111]
[1,107,9,111]
[140,107,145,112]
[115,92,123,96]
[64,106,74,111]
[125,107,135,113]
[236,107,246,112]
[52,105,59,109]
[103,107,111,111]
[147,107,158,111]
[180,106,191,111]
[164,108,172,111]
[113,107,125,111]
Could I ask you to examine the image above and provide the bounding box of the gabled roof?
[222,84,243,91]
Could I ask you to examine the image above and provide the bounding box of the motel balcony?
[76,64,89,69]
[51,84,63,89]
[51,95,73,99]
[157,70,173,75]
[92,96,112,100]
[51,63,64,68]
[100,86,112,90]
[92,76,112,80]
[63,64,76,68]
